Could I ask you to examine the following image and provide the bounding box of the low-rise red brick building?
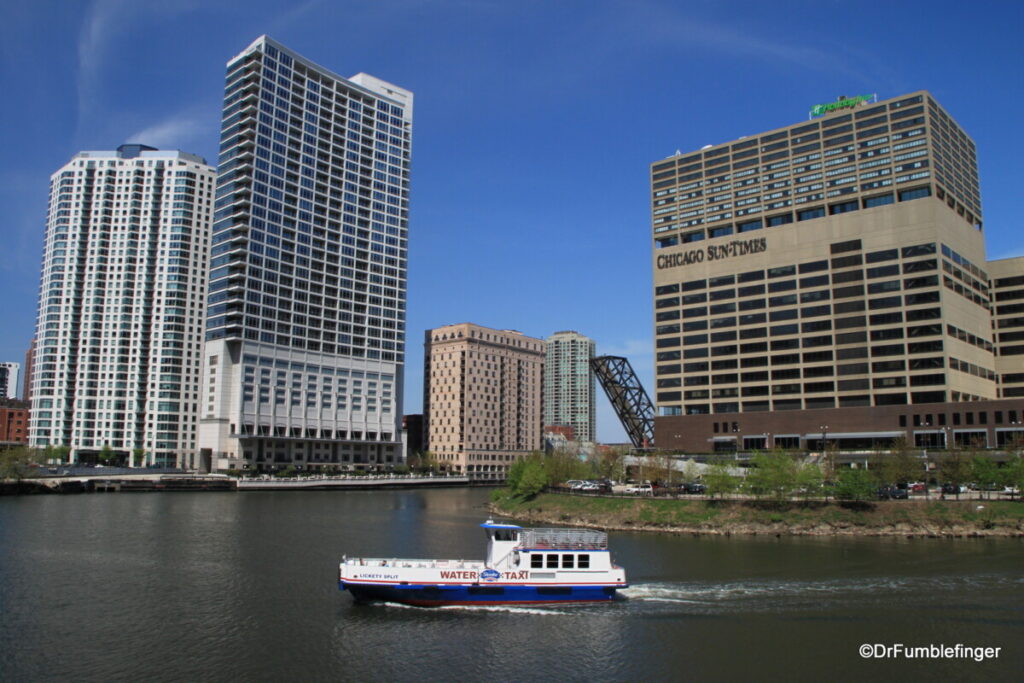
[0,399,29,445]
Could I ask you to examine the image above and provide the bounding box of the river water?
[0,488,1020,681]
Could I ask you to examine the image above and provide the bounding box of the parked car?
[625,484,654,495]
[909,482,927,494]
[878,485,908,500]
[677,482,706,494]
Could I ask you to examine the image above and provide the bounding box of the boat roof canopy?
[480,521,522,530]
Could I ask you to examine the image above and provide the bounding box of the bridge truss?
[590,355,655,448]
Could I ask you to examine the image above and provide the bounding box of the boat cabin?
[481,520,611,572]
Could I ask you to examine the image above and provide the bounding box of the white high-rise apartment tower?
[29,144,215,465]
[543,331,597,442]
[198,37,412,472]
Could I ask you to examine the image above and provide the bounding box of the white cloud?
[76,0,124,128]
[598,338,652,359]
[75,0,206,142]
[126,111,213,152]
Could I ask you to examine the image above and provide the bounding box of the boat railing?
[518,528,608,550]
[342,557,485,569]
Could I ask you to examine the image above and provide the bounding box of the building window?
[863,193,894,208]
[829,200,858,215]
[898,186,931,202]
[797,207,825,221]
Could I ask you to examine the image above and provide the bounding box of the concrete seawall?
[237,475,472,490]
[4,473,478,494]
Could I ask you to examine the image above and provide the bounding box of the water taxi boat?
[338,520,627,606]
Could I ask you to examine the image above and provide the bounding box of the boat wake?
[377,601,573,616]
[619,573,1017,614]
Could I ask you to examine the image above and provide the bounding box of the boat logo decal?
[480,569,501,582]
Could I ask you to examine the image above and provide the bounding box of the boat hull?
[339,581,624,606]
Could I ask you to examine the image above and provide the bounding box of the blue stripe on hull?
[339,582,624,606]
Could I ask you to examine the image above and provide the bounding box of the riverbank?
[1,472,477,495]
[489,491,1024,537]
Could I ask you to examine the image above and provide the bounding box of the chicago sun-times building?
[651,91,1024,453]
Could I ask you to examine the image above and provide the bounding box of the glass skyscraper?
[543,331,596,442]
[199,36,412,472]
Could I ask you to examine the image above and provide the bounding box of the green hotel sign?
[809,94,874,118]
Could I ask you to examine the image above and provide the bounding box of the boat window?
[546,554,559,569]
[531,554,543,569]
[578,554,590,569]
[562,554,574,569]
[493,529,518,541]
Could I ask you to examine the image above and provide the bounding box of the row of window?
[655,186,932,247]
[661,390,951,415]
[656,241,936,296]
[236,424,393,441]
[899,408,1021,428]
[660,355,945,379]
[529,553,592,569]
[652,97,926,176]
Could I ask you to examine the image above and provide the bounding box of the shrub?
[834,468,875,501]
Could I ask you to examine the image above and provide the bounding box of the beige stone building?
[989,256,1024,399]
[423,323,544,478]
[649,91,1024,452]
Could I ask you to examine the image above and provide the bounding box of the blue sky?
[1,0,1022,441]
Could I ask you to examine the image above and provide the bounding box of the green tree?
[516,460,548,499]
[132,448,146,468]
[648,452,677,486]
[937,451,970,498]
[506,453,547,499]
[820,445,840,485]
[0,447,43,481]
[882,437,923,485]
[1000,457,1024,499]
[98,444,119,466]
[594,446,627,482]
[795,462,825,500]
[744,449,798,501]
[408,450,438,473]
[867,451,886,486]
[703,460,738,499]
[970,457,1000,498]
[681,459,701,483]
[545,448,591,485]
[834,468,876,501]
[41,444,71,465]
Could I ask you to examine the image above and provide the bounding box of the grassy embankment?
[489,490,1024,537]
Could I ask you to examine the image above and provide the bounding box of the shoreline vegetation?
[489,447,1024,538]
[489,491,1024,537]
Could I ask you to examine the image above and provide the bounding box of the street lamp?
[819,425,828,451]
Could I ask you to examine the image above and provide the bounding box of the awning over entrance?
[803,431,904,440]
